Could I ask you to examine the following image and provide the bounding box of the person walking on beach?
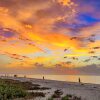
[43,76,44,80]
[78,77,81,83]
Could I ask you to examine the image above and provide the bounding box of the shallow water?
[22,75,100,84]
[1,74,100,84]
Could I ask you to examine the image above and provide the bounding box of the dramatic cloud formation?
[0,0,100,74]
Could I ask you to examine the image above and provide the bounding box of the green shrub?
[0,79,26,99]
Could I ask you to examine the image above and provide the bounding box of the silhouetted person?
[78,77,81,83]
[43,76,44,80]
[14,74,18,78]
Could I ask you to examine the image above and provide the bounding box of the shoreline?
[1,75,100,85]
[1,74,100,85]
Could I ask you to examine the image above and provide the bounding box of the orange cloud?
[0,0,99,70]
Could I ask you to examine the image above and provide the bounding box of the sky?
[0,0,100,74]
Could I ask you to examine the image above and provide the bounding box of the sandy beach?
[1,76,100,100]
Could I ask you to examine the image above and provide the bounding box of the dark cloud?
[0,63,100,75]
[0,28,16,38]
[27,64,100,75]
[75,64,100,75]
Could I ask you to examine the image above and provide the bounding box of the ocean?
[21,75,100,84]
[1,74,100,84]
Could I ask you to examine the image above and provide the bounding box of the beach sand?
[1,76,100,100]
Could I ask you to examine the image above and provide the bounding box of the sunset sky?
[0,0,100,74]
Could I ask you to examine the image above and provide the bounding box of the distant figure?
[43,76,44,80]
[78,77,81,83]
[14,74,18,78]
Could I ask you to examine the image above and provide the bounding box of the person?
[14,74,18,78]
[78,77,81,83]
[43,76,44,80]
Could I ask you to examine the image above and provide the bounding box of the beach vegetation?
[62,94,82,100]
[0,78,47,99]
[0,80,26,99]
[48,93,82,100]
[52,89,63,98]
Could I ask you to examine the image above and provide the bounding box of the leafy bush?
[0,79,26,99]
